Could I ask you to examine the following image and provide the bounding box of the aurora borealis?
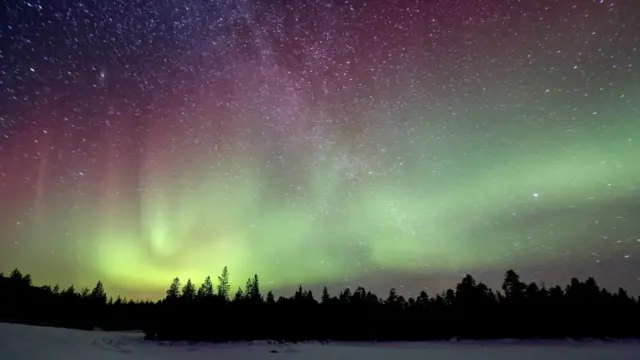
[1,0,639,299]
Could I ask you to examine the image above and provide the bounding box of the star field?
[1,0,639,299]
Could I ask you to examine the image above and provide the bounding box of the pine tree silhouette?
[234,287,244,302]
[244,278,253,300]
[166,277,181,301]
[321,286,331,304]
[197,276,214,299]
[250,274,261,302]
[182,279,196,301]
[502,269,526,301]
[1,267,639,342]
[266,291,275,305]
[217,266,230,300]
[90,281,107,304]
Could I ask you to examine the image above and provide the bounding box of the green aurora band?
[42,104,638,296]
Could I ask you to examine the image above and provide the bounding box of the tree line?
[1,267,639,341]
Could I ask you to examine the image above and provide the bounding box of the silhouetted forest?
[1,267,639,341]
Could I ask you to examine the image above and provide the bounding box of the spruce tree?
[217,266,231,300]
[234,287,244,302]
[250,274,261,302]
[90,281,107,305]
[197,276,214,298]
[266,291,275,305]
[182,279,196,300]
[386,288,398,305]
[166,277,181,300]
[244,278,253,299]
[502,270,526,302]
[321,286,330,304]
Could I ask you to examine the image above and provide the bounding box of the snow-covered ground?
[1,322,639,360]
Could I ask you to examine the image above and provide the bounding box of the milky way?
[1,0,639,299]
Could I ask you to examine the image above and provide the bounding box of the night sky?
[1,0,639,300]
